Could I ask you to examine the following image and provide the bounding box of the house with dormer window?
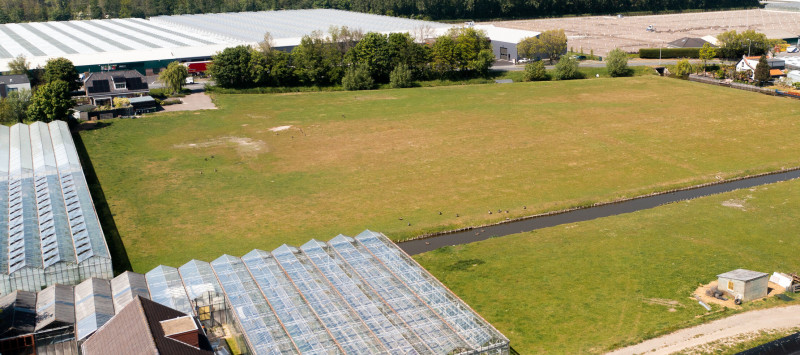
[82,70,149,106]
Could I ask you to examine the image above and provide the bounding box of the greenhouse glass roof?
[0,122,112,294]
[143,231,509,354]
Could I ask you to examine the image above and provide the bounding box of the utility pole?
[747,39,752,57]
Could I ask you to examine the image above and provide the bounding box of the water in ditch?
[399,169,800,255]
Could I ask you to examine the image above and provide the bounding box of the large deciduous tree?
[716,30,769,59]
[43,57,79,91]
[0,90,31,123]
[159,61,189,94]
[7,55,29,75]
[209,45,253,88]
[27,80,74,122]
[518,29,567,64]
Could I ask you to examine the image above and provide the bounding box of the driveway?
[606,305,800,355]
[159,86,216,112]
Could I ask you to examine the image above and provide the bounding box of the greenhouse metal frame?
[0,122,112,294]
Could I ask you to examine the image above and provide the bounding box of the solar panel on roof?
[125,77,147,91]
[88,80,110,94]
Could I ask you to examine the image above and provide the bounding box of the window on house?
[727,280,734,290]
[7,87,17,92]
[114,82,126,90]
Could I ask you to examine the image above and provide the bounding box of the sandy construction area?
[489,9,800,55]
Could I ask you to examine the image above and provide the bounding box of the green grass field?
[415,179,800,354]
[80,76,800,272]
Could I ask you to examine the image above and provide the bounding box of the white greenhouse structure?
[0,122,112,294]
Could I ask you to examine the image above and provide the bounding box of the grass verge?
[415,178,800,354]
[81,76,800,271]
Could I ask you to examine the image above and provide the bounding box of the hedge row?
[638,48,716,59]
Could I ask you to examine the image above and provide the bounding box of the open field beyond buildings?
[416,179,800,354]
[79,76,800,272]
[490,9,800,55]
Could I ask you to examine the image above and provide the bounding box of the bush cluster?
[210,27,494,91]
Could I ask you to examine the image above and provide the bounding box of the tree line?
[209,27,494,90]
[0,0,758,24]
[0,56,80,123]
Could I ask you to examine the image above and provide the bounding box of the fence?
[688,75,798,99]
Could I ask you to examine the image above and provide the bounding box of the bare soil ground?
[489,9,800,56]
[693,281,786,310]
[159,92,217,112]
[606,305,800,355]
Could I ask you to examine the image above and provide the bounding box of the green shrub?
[522,61,548,81]
[605,48,630,77]
[389,64,414,88]
[553,57,582,80]
[638,48,708,59]
[342,64,375,91]
[674,59,694,77]
[160,98,182,105]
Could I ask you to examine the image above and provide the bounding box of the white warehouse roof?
[472,25,540,44]
[150,9,452,44]
[0,18,235,71]
[0,10,537,72]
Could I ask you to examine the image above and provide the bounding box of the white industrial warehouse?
[0,9,540,72]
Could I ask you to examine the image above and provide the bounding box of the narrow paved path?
[606,306,800,355]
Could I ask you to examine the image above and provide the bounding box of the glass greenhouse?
[144,230,510,354]
[0,122,112,294]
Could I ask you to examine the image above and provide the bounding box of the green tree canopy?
[518,29,568,64]
[291,32,345,86]
[27,80,74,122]
[43,57,79,91]
[431,27,492,77]
[716,30,769,59]
[698,43,717,69]
[341,63,374,90]
[209,45,253,88]
[0,89,31,123]
[346,32,392,82]
[605,48,629,77]
[754,55,771,86]
[159,61,189,94]
[7,55,29,76]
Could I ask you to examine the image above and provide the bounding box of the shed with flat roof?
[717,269,769,302]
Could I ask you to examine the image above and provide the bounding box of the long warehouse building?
[0,9,538,73]
[0,122,112,294]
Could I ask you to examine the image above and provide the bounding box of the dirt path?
[606,306,800,355]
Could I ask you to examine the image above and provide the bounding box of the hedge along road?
[398,168,800,255]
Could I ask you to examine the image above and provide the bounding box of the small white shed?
[717,269,769,302]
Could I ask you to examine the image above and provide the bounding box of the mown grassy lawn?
[415,179,800,354]
[80,76,800,271]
